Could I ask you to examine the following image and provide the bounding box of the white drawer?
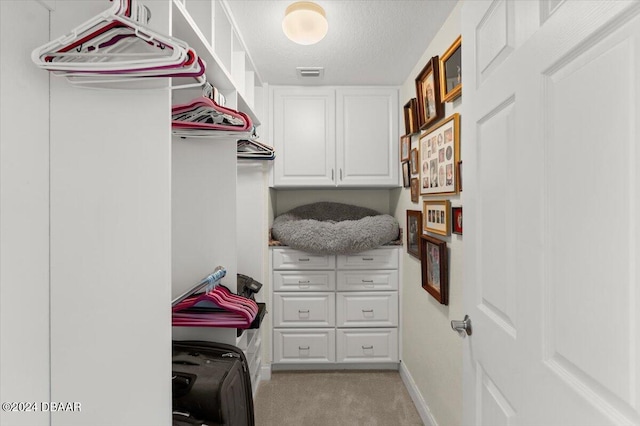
[273,271,336,292]
[336,292,398,327]
[272,248,335,270]
[337,248,398,270]
[336,328,398,363]
[273,329,336,363]
[273,292,336,327]
[337,270,398,291]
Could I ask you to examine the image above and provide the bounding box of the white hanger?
[32,0,205,89]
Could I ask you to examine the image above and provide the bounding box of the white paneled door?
[462,1,639,425]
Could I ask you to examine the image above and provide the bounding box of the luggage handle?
[172,372,196,398]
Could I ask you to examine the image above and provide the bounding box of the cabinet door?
[273,88,335,187]
[336,88,399,187]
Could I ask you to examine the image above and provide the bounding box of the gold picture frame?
[418,113,460,196]
[423,199,451,236]
[440,35,462,102]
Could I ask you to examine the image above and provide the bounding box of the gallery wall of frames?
[402,35,462,306]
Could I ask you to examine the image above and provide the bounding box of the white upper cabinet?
[273,88,336,187]
[336,88,398,186]
[272,86,399,188]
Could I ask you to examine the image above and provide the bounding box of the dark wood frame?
[400,135,411,162]
[406,210,422,259]
[403,98,419,135]
[410,148,419,175]
[410,178,419,203]
[421,234,448,305]
[452,206,463,235]
[402,161,410,188]
[440,35,462,102]
[457,160,463,192]
[415,56,444,130]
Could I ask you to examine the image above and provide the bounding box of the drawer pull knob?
[298,258,310,262]
[362,257,374,261]
[362,345,374,350]
[299,346,310,350]
[361,280,374,283]
[362,309,374,313]
[298,309,310,313]
[298,280,311,284]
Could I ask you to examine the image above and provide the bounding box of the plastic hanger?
[32,0,206,89]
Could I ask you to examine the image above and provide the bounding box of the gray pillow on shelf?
[272,202,399,255]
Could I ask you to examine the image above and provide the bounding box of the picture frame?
[419,113,460,196]
[403,98,419,135]
[410,148,419,175]
[452,206,463,235]
[415,56,444,130]
[457,160,463,192]
[421,234,448,305]
[440,35,462,102]
[423,199,450,236]
[400,135,411,162]
[402,162,410,188]
[406,210,422,259]
[410,178,419,203]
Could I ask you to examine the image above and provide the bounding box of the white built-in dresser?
[271,246,400,368]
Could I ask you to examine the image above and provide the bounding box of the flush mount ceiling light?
[282,1,328,45]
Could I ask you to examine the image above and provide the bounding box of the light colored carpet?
[254,371,423,426]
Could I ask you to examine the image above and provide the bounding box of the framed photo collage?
[402,35,462,306]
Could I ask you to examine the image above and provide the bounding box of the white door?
[272,87,336,187]
[462,1,640,425]
[336,88,399,187]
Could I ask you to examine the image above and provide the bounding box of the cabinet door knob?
[340,168,343,180]
[331,169,334,180]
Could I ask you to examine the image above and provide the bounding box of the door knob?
[451,315,472,337]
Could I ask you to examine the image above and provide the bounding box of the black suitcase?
[172,340,255,426]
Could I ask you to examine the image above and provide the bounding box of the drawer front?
[273,293,336,327]
[336,292,398,327]
[272,248,335,270]
[273,329,336,363]
[273,271,336,292]
[336,328,398,362]
[337,270,398,291]
[336,248,398,270]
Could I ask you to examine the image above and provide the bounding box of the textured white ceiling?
[225,0,458,86]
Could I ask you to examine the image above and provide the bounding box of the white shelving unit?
[170,0,266,391]
[171,0,262,125]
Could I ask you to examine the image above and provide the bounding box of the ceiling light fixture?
[282,1,328,45]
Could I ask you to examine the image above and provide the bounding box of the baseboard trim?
[260,363,272,381]
[399,361,438,426]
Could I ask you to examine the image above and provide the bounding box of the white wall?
[274,189,392,216]
[393,3,464,426]
[1,2,174,425]
[0,2,51,425]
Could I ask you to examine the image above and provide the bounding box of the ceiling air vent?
[296,67,324,79]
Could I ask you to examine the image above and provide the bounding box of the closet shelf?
[172,0,261,126]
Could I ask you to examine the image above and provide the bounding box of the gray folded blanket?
[272,202,399,255]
